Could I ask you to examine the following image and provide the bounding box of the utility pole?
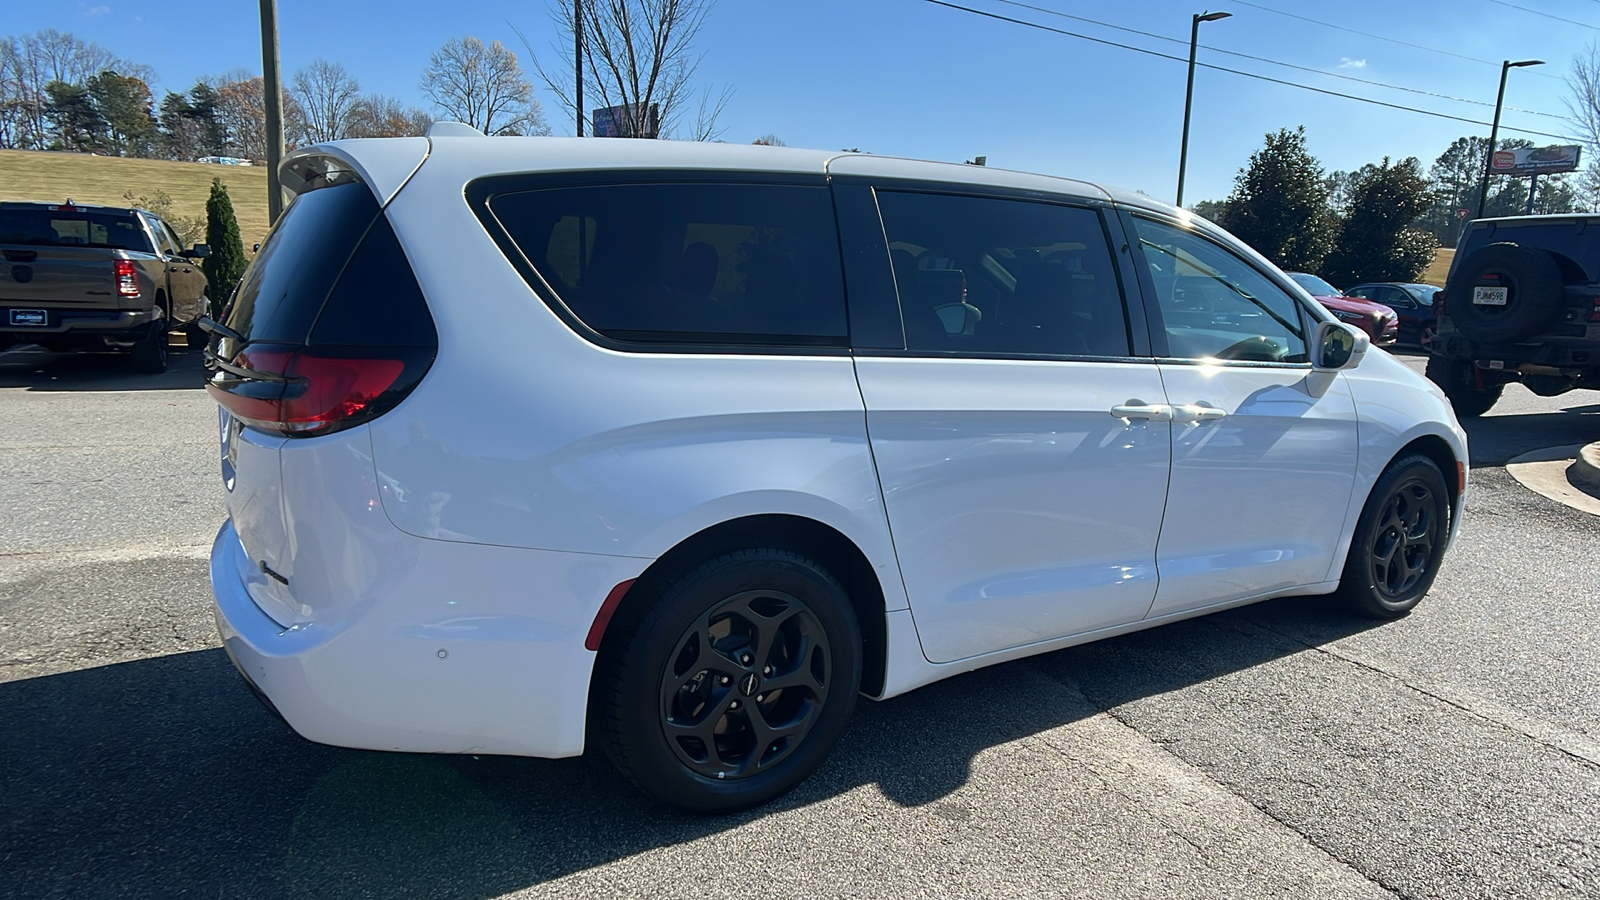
[259,0,285,225]
[575,0,584,136]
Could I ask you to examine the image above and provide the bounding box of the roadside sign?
[1490,145,1582,176]
[1458,208,1469,220]
[592,103,660,139]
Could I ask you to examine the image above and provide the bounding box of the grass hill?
[0,149,270,250]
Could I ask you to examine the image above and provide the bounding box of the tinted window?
[1130,217,1309,363]
[310,214,437,348]
[875,192,1130,357]
[0,208,152,252]
[223,181,380,346]
[491,182,847,346]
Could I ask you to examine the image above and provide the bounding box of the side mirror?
[188,244,211,259]
[1313,320,1368,370]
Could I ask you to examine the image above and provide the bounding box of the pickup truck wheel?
[1425,356,1502,417]
[1337,454,1450,619]
[1445,242,1563,342]
[129,318,169,374]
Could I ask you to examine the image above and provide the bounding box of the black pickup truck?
[0,200,210,373]
[1426,214,1600,416]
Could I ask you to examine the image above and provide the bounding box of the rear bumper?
[210,518,648,758]
[1,306,155,338]
[1433,332,1600,370]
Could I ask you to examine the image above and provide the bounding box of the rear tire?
[1425,355,1502,417]
[129,316,169,374]
[597,548,861,813]
[185,323,208,350]
[1337,455,1451,619]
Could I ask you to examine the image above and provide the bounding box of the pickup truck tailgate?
[0,246,121,307]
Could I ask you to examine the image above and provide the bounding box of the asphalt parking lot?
[1,344,1598,900]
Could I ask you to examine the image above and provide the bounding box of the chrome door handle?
[1110,402,1174,421]
[1174,404,1228,423]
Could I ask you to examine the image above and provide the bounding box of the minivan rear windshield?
[222,181,380,345]
[0,208,153,252]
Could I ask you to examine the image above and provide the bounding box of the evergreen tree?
[1221,127,1337,272]
[202,178,246,318]
[1322,157,1438,286]
[87,70,156,157]
[43,80,105,151]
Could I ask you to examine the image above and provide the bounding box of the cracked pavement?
[1,347,1597,900]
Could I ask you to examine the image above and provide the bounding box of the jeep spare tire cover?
[1445,242,1563,342]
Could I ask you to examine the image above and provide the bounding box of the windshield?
[1403,284,1439,304]
[1288,272,1341,296]
[0,208,153,252]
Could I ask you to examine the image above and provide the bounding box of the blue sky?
[20,0,1600,203]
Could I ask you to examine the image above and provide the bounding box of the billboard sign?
[592,103,660,139]
[1490,145,1582,176]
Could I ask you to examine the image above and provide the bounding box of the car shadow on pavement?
[0,342,207,391]
[0,594,1384,900]
[1460,401,1600,467]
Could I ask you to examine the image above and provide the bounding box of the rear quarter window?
[484,181,848,347]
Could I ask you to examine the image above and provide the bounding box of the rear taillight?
[1590,296,1600,322]
[1434,291,1447,315]
[114,259,139,297]
[206,346,428,437]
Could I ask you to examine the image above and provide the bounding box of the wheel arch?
[593,513,890,698]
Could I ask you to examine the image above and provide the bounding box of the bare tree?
[347,94,432,138]
[213,76,269,158]
[421,36,548,135]
[1567,43,1600,210]
[0,30,149,149]
[289,59,360,144]
[531,0,731,140]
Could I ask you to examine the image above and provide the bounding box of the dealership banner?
[1490,145,1583,176]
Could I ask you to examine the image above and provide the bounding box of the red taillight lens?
[1590,296,1600,322]
[207,348,417,437]
[114,259,139,297]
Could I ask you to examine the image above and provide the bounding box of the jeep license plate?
[1472,286,1508,306]
[8,309,46,326]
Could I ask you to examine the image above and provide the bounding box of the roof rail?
[427,121,486,138]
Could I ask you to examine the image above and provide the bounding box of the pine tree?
[202,178,246,318]
[1221,126,1337,273]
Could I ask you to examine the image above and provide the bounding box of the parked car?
[1345,283,1440,349]
[1426,214,1600,416]
[1286,272,1399,347]
[0,200,210,372]
[207,129,1468,813]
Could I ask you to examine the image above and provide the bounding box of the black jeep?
[1426,215,1600,416]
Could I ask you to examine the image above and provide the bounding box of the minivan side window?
[490,182,848,347]
[875,191,1131,358]
[1129,216,1309,364]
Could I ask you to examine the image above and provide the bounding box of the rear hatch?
[206,158,436,626]
[0,205,154,313]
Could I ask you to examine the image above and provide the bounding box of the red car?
[1287,273,1398,347]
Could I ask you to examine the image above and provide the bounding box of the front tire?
[1337,455,1451,619]
[597,549,861,813]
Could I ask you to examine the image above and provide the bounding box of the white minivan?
[206,128,1467,812]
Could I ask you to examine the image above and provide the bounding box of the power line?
[1225,0,1565,79]
[919,0,1585,143]
[991,0,1572,121]
[1487,0,1600,32]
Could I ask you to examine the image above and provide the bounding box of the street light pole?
[575,0,584,136]
[259,0,285,225]
[1476,58,1544,219]
[1176,10,1231,209]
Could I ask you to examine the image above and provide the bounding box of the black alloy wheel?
[660,589,830,779]
[1338,454,1450,618]
[597,548,861,813]
[129,313,169,374]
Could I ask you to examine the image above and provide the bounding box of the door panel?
[1150,364,1358,616]
[858,357,1171,662]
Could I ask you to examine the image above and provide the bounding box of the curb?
[1573,441,1600,494]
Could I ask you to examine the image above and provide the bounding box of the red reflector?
[585,579,637,651]
[207,349,408,437]
[114,259,139,297]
